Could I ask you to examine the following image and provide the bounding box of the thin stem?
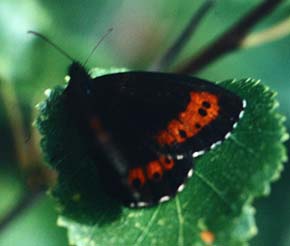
[151,0,216,71]
[175,0,283,74]
[0,78,29,168]
[0,191,44,232]
[0,78,55,235]
[241,15,290,48]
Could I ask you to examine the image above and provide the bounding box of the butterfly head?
[68,62,90,80]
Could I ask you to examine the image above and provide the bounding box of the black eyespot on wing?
[202,101,211,108]
[198,108,207,117]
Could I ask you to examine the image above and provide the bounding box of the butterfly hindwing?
[97,148,193,207]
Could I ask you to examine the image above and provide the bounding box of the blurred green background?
[0,0,289,245]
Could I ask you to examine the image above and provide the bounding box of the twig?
[0,78,55,235]
[176,0,283,74]
[151,0,216,71]
[241,16,290,48]
[0,191,44,232]
[0,78,29,167]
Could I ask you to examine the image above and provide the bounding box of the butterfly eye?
[160,156,175,170]
[146,161,163,181]
[128,168,146,190]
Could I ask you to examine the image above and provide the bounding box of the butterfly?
[63,62,246,208]
[30,31,246,208]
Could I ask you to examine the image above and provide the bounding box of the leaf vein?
[230,135,255,154]
[175,197,184,246]
[135,206,161,245]
[194,170,235,212]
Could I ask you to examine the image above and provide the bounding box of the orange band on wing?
[146,161,163,181]
[159,156,174,170]
[128,167,146,190]
[156,92,219,145]
[127,156,175,189]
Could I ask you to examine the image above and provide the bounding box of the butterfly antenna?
[28,30,75,62]
[83,28,113,66]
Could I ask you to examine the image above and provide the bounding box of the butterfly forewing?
[90,72,245,156]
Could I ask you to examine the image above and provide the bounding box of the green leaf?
[36,71,288,246]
